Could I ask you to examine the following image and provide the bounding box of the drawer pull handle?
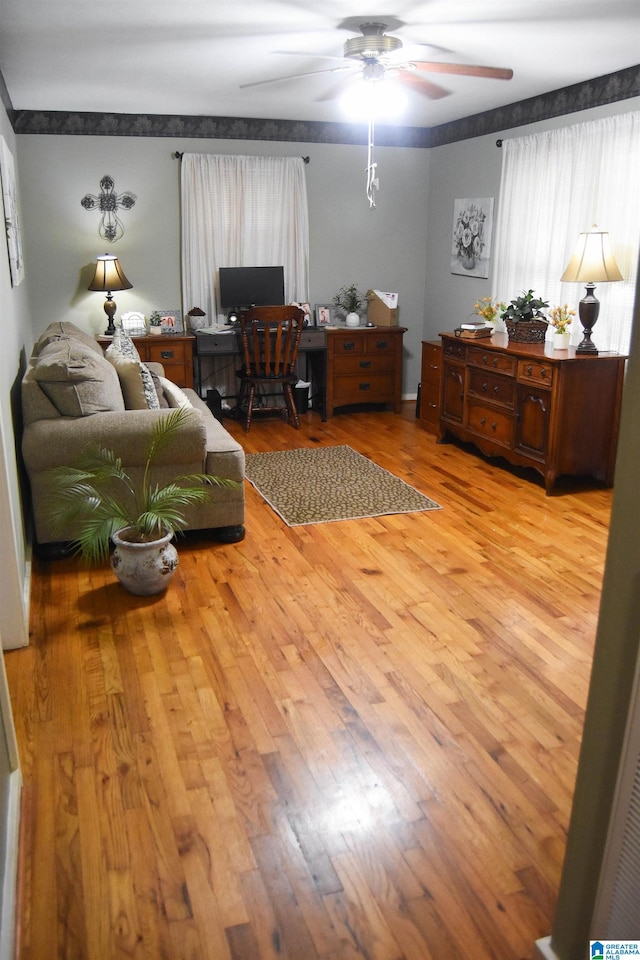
[160,350,174,359]
[480,417,486,425]
[527,364,533,375]
[359,360,371,368]
[492,358,498,367]
[343,342,355,351]
[359,383,371,391]
[541,367,547,378]
[376,341,388,349]
[482,355,488,364]
[492,422,497,431]
[481,382,488,392]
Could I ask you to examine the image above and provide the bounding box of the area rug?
[244,445,442,526]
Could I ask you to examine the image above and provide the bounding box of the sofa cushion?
[33,339,125,416]
[159,377,193,409]
[34,321,103,357]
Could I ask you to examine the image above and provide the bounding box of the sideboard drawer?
[518,358,554,386]
[467,400,514,448]
[467,367,516,408]
[467,346,517,377]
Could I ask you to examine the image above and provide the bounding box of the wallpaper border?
[10,65,640,148]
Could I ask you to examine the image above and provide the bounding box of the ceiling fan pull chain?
[366,118,378,208]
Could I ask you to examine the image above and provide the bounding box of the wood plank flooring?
[6,403,613,960]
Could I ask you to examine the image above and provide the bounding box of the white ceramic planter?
[345,312,360,327]
[553,332,570,350]
[110,527,178,595]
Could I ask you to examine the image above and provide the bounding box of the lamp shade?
[88,254,133,293]
[560,228,623,284]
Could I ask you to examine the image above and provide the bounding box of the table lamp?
[560,226,623,354]
[88,254,133,336]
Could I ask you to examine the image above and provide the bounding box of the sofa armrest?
[22,408,208,473]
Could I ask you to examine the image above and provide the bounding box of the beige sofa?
[21,321,245,555]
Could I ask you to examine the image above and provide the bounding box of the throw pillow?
[33,340,125,416]
[106,352,161,410]
[159,377,193,409]
[109,329,141,362]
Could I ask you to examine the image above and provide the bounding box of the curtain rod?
[173,151,310,163]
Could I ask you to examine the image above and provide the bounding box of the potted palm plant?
[500,289,549,342]
[45,407,238,595]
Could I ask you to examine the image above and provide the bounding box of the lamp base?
[103,295,117,337]
[575,282,600,355]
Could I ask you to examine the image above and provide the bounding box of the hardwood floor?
[6,403,613,960]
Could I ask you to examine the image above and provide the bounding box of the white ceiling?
[1,1,638,129]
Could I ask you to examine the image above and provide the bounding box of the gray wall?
[16,134,431,397]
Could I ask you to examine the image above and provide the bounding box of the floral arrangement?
[454,203,487,263]
[474,296,506,324]
[333,284,365,314]
[500,289,549,323]
[549,304,575,334]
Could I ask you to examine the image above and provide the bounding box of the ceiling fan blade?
[240,64,352,90]
[397,70,450,100]
[410,61,513,80]
[315,71,361,102]
[274,50,348,64]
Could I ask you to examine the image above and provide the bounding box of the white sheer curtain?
[493,112,640,353]
[181,153,309,323]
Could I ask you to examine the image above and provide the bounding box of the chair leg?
[245,384,256,432]
[284,384,300,428]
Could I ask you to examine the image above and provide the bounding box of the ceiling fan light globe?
[340,79,407,121]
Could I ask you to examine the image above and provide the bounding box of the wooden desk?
[195,326,327,417]
[438,331,627,493]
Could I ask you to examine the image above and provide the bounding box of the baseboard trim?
[0,770,22,960]
[534,936,562,960]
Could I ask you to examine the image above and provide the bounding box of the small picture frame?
[155,308,183,334]
[315,303,333,327]
[298,302,312,326]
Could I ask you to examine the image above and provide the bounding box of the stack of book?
[454,319,494,339]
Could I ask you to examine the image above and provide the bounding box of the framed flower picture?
[0,137,25,287]
[451,198,494,279]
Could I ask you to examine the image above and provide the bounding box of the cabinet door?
[442,362,465,424]
[515,386,551,460]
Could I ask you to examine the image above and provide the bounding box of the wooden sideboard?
[325,326,406,418]
[438,332,626,493]
[99,334,195,388]
[419,340,442,434]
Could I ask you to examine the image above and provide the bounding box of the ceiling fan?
[240,21,514,101]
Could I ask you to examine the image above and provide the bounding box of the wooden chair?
[237,305,305,432]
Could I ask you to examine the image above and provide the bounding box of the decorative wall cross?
[81,174,136,242]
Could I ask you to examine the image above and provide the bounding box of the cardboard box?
[366,289,399,326]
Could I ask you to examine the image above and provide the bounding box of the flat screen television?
[219,266,285,309]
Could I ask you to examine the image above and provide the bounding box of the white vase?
[345,312,360,327]
[110,526,179,595]
[553,332,570,350]
[149,326,162,335]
